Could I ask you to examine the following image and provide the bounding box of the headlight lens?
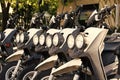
[75,34,84,49]
[46,35,52,48]
[53,33,64,47]
[39,34,45,45]
[20,33,24,43]
[16,33,20,43]
[67,34,75,49]
[53,34,59,46]
[33,34,38,45]
[19,32,28,43]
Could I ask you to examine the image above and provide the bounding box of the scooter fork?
[48,66,57,80]
[11,60,22,79]
[31,71,38,80]
[73,71,80,80]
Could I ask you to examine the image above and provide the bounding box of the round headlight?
[75,34,84,49]
[19,32,28,43]
[53,34,59,46]
[46,35,52,48]
[33,34,38,45]
[67,34,75,49]
[53,33,64,47]
[16,33,20,43]
[39,34,45,45]
[20,33,24,43]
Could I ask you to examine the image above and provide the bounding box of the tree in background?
[39,0,58,15]
[0,0,11,30]
[0,0,58,30]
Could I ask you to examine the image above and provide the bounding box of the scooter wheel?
[31,69,51,80]
[0,61,17,80]
[17,64,36,80]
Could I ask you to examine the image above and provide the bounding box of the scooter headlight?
[20,33,24,43]
[53,33,64,47]
[46,35,52,48]
[39,34,45,45]
[53,34,59,46]
[75,34,84,49]
[16,33,20,43]
[67,34,75,49]
[33,34,38,45]
[20,32,28,43]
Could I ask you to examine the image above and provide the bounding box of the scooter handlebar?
[99,4,116,15]
[87,4,116,27]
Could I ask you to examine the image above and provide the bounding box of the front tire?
[0,61,22,80]
[0,61,17,80]
[35,69,51,80]
[17,64,36,80]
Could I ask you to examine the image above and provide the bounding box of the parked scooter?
[0,13,23,75]
[1,28,42,80]
[0,28,17,73]
[52,27,108,80]
[52,4,117,80]
[19,29,61,80]
[1,12,44,79]
[20,13,66,80]
[2,12,62,80]
[32,6,84,80]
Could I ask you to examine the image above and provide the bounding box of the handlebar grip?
[99,4,116,15]
[108,4,116,11]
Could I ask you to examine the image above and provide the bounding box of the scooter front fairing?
[35,55,58,72]
[52,27,108,80]
[5,49,24,62]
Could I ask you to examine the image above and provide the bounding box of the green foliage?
[61,0,73,6]
[39,0,58,15]
[10,0,58,15]
[0,0,58,29]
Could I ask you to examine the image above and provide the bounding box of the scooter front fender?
[5,49,24,62]
[52,58,82,76]
[35,55,58,72]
